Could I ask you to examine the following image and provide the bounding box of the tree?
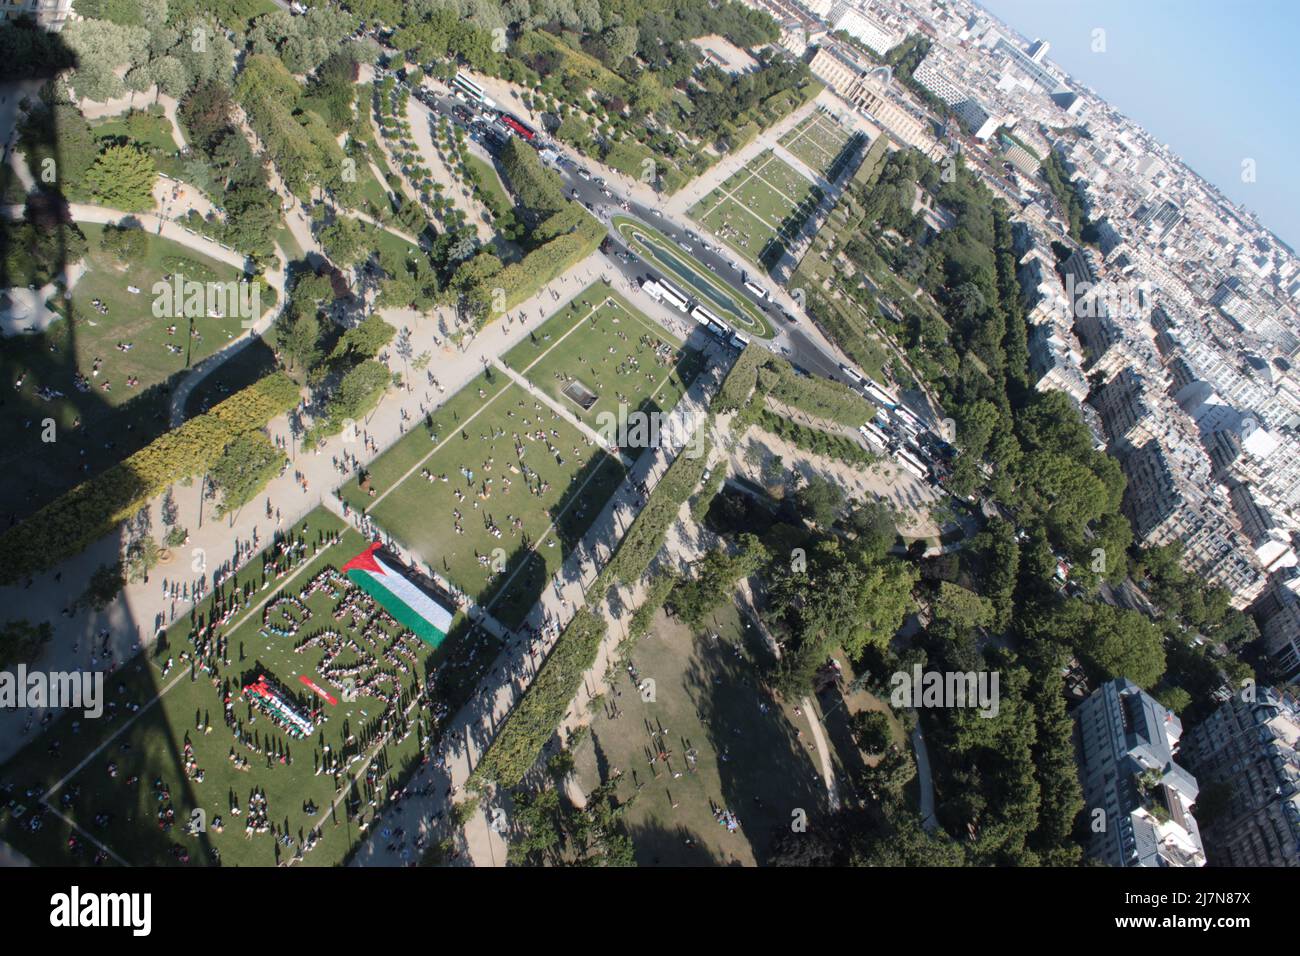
[99,224,147,263]
[85,144,157,210]
[319,216,367,267]
[275,311,322,371]
[82,562,126,610]
[850,710,892,753]
[124,535,160,584]
[932,581,994,635]
[0,619,53,668]
[793,474,844,527]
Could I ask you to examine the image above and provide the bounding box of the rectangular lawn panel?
[354,379,626,630]
[503,282,702,451]
[0,222,257,519]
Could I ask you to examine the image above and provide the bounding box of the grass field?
[0,222,256,520]
[779,111,851,177]
[502,282,704,450]
[337,369,626,630]
[571,599,831,865]
[0,508,499,867]
[691,152,820,266]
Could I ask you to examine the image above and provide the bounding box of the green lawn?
[0,222,255,520]
[0,508,499,867]
[571,599,831,865]
[338,373,626,630]
[690,152,819,267]
[501,281,704,453]
[464,155,512,215]
[779,112,851,177]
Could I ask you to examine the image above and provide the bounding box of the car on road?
[577,168,592,180]
[651,208,663,217]
[571,189,581,199]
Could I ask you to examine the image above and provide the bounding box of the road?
[410,80,859,390]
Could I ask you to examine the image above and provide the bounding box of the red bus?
[499,114,535,142]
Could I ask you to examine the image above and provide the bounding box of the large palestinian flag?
[342,542,454,648]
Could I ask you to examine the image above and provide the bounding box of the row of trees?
[0,372,300,582]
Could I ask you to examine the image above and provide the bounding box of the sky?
[975,0,1300,249]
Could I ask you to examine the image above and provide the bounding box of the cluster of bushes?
[0,372,300,582]
[754,408,875,468]
[757,355,875,427]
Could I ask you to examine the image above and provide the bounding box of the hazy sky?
[976,0,1300,248]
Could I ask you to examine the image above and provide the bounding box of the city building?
[826,1,899,55]
[0,0,71,30]
[1181,688,1300,866]
[1074,678,1206,867]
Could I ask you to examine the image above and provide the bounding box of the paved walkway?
[347,350,730,867]
[0,251,618,769]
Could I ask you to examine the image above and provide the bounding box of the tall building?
[0,0,72,30]
[1255,581,1300,680]
[1181,688,1300,866]
[826,1,898,56]
[1074,678,1206,867]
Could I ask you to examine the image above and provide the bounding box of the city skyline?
[978,0,1300,250]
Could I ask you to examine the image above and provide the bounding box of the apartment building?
[0,0,71,30]
[1180,688,1300,866]
[1074,678,1206,867]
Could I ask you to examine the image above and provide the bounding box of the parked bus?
[691,304,723,328]
[656,282,690,314]
[859,422,889,452]
[863,381,898,410]
[743,279,768,300]
[896,448,929,482]
[453,72,496,110]
[499,113,535,142]
[659,277,689,303]
[728,332,750,350]
[641,279,666,302]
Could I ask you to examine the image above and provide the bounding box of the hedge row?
[479,209,605,320]
[754,407,875,468]
[758,355,876,428]
[0,372,301,582]
[471,608,607,789]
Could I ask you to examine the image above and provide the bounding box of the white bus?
[893,404,923,432]
[691,304,723,327]
[743,279,768,300]
[863,381,898,410]
[657,283,690,314]
[729,332,750,350]
[859,421,889,451]
[839,364,865,386]
[659,277,689,303]
[453,72,496,110]
[641,279,666,302]
[896,448,929,482]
